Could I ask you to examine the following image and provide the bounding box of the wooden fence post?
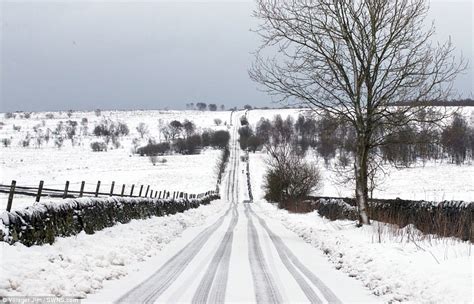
[6,180,16,212]
[63,181,69,199]
[158,191,162,199]
[145,185,150,197]
[121,184,125,197]
[154,192,158,198]
[130,184,135,197]
[110,181,115,196]
[95,181,101,197]
[150,190,153,198]
[36,180,44,202]
[79,181,85,197]
[138,185,144,197]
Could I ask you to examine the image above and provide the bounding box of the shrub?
[45,113,55,119]
[240,116,249,126]
[115,122,129,137]
[208,104,217,111]
[24,112,31,119]
[185,134,202,154]
[93,120,129,139]
[22,138,31,147]
[2,138,11,147]
[91,141,107,152]
[93,123,110,137]
[183,120,195,138]
[263,143,321,206]
[215,146,230,184]
[136,122,149,138]
[54,137,64,149]
[214,118,222,126]
[211,130,230,149]
[247,135,262,153]
[12,125,21,132]
[441,114,470,165]
[202,131,212,147]
[238,126,253,150]
[95,109,101,117]
[4,112,15,119]
[137,142,171,156]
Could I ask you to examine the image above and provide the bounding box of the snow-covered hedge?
[302,196,473,241]
[0,193,220,246]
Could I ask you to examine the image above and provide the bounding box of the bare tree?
[136,122,149,139]
[250,0,465,225]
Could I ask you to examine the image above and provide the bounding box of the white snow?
[249,151,473,303]
[248,150,474,202]
[0,199,227,298]
[252,201,473,303]
[0,110,232,210]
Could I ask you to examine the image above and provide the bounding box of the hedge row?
[0,193,220,246]
[283,197,473,242]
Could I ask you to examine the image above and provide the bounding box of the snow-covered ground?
[0,146,221,210]
[249,149,474,202]
[0,199,228,298]
[0,110,232,210]
[0,110,472,303]
[249,152,473,303]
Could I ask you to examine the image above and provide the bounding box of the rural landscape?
[0,0,472,303]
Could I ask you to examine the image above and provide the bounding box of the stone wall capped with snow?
[285,197,473,242]
[0,193,220,246]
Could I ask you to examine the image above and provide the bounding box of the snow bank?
[254,201,473,303]
[0,192,219,246]
[0,199,227,298]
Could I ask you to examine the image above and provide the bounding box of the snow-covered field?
[249,150,474,201]
[246,107,474,202]
[1,108,472,211]
[249,153,473,303]
[0,110,232,210]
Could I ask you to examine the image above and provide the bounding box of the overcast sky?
[0,0,472,112]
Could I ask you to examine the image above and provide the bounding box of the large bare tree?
[250,0,466,225]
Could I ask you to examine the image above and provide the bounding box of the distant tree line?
[240,112,474,166]
[137,119,230,157]
[185,103,226,111]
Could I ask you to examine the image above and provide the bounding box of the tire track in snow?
[115,205,232,304]
[249,206,342,304]
[197,125,241,303]
[245,204,283,304]
[192,204,238,304]
[200,119,241,303]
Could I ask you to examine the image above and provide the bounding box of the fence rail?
[1,180,216,212]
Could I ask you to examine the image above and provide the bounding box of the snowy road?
[88,116,379,304]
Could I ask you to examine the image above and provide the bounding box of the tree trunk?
[355,138,370,226]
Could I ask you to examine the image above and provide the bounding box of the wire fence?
[0,180,216,212]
